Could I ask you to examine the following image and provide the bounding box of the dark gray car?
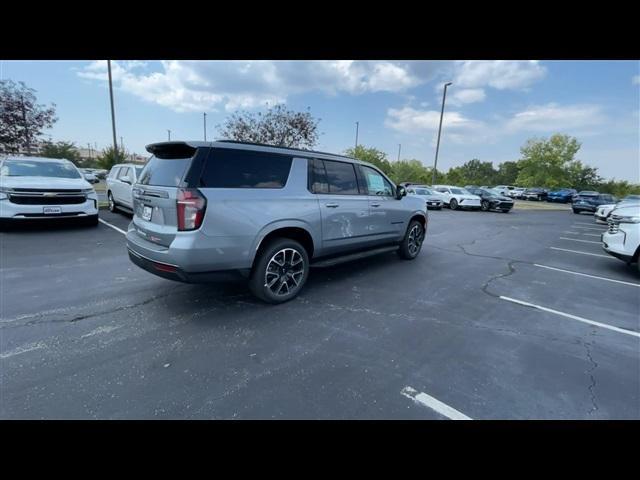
[126,141,428,303]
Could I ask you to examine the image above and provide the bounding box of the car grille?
[608,216,620,234]
[8,191,87,205]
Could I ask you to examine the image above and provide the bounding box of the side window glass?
[309,159,329,194]
[323,160,359,195]
[118,167,130,180]
[361,166,393,196]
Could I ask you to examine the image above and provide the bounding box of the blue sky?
[2,60,638,181]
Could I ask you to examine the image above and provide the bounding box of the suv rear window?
[200,148,292,189]
[138,156,192,187]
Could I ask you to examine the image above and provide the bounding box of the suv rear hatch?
[131,143,206,248]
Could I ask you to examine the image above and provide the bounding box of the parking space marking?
[575,222,606,226]
[563,231,603,237]
[400,386,472,420]
[500,296,640,338]
[572,225,607,231]
[0,341,48,359]
[549,247,615,259]
[99,218,127,235]
[559,237,602,244]
[533,264,640,287]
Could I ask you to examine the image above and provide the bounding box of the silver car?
[126,141,428,303]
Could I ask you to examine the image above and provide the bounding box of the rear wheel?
[398,220,425,260]
[501,209,510,213]
[449,198,458,210]
[108,191,118,213]
[481,200,490,211]
[249,238,309,304]
[573,208,580,214]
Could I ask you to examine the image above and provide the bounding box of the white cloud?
[77,60,437,113]
[505,103,605,133]
[633,75,640,85]
[453,60,547,90]
[448,88,486,106]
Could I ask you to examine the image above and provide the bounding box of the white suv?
[432,185,481,210]
[0,156,98,226]
[602,205,640,272]
[106,163,144,214]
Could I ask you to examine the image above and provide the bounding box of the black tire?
[107,191,118,213]
[501,209,510,213]
[449,198,458,210]
[398,219,425,260]
[573,209,580,214]
[248,238,310,304]
[481,200,490,211]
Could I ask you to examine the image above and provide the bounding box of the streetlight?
[354,121,359,150]
[432,82,452,185]
[107,60,118,155]
[203,112,207,141]
[397,144,401,162]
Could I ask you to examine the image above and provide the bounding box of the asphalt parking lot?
[1,208,638,419]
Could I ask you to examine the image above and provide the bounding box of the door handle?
[325,203,339,208]
[371,203,381,207]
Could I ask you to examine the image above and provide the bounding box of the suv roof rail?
[216,139,356,161]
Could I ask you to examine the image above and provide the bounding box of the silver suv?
[126,141,428,303]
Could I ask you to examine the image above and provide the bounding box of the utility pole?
[354,121,359,150]
[203,112,207,141]
[397,144,401,162]
[432,82,452,185]
[20,94,30,155]
[120,136,124,153]
[107,60,118,155]
[167,130,171,141]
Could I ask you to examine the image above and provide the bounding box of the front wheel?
[108,191,117,213]
[573,208,580,214]
[449,198,458,210]
[398,220,425,260]
[481,200,490,211]
[249,238,309,304]
[501,209,510,213]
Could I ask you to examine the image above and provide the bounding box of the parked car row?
[403,184,514,213]
[602,203,640,273]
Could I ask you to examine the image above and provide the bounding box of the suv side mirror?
[395,185,407,200]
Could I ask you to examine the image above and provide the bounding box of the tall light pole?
[354,121,359,151]
[397,144,401,162]
[432,82,452,185]
[167,130,171,141]
[203,113,207,141]
[107,60,118,155]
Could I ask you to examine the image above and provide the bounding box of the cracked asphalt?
[1,208,638,419]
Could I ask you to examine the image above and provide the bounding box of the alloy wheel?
[264,248,305,297]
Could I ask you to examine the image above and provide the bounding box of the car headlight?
[82,188,96,194]
[617,215,640,223]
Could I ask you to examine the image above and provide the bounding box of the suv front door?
[358,165,404,242]
[116,166,133,208]
[310,158,373,255]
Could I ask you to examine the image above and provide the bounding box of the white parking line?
[500,296,640,338]
[574,222,605,226]
[559,237,602,244]
[563,231,603,237]
[533,264,640,287]
[549,247,615,259]
[0,341,48,359]
[572,225,607,231]
[401,386,472,420]
[99,218,127,235]
[581,233,603,237]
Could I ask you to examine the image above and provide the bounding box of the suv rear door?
[309,158,372,254]
[131,146,198,248]
[115,166,133,207]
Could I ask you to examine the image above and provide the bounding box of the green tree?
[444,159,497,186]
[495,161,521,186]
[344,145,392,174]
[0,80,57,153]
[96,145,128,170]
[217,104,320,149]
[41,141,82,165]
[565,160,602,191]
[515,134,581,189]
[598,179,640,198]
[388,159,431,184]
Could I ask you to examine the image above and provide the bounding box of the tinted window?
[323,160,359,195]
[138,156,192,187]
[200,149,292,188]
[360,166,393,196]
[309,158,329,194]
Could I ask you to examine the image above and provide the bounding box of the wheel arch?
[250,220,318,268]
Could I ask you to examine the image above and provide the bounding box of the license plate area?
[142,205,153,221]
[43,206,62,215]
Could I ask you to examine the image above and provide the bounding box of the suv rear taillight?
[177,188,206,231]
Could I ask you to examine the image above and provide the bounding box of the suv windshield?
[415,188,433,195]
[450,188,469,195]
[0,160,81,179]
